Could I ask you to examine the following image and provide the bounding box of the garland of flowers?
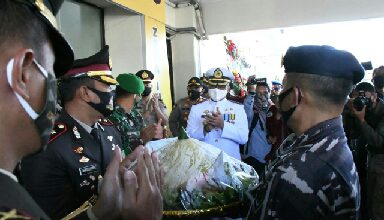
[224,36,247,98]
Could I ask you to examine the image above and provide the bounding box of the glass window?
[56,0,103,59]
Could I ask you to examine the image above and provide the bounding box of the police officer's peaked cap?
[62,45,117,85]
[188,77,202,87]
[17,0,74,77]
[282,45,365,85]
[206,67,233,86]
[117,73,145,94]
[255,78,269,87]
[136,70,154,82]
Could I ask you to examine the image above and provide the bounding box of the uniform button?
[91,185,95,190]
[215,139,218,142]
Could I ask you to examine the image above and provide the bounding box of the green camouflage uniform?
[109,105,145,156]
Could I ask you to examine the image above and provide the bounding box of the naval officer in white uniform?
[186,67,248,160]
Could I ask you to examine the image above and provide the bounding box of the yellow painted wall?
[144,16,172,113]
[112,0,165,23]
[112,0,171,112]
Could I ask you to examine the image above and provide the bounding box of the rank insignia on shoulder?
[228,99,243,105]
[73,126,81,139]
[0,208,33,220]
[79,156,90,163]
[49,123,67,144]
[74,146,84,154]
[99,118,114,126]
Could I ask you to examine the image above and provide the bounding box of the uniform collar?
[292,116,343,147]
[0,168,18,182]
[71,116,93,134]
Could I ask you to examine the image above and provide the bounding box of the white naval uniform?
[186,99,249,160]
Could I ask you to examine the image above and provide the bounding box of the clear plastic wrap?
[146,135,259,218]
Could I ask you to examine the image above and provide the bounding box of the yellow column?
[144,16,172,113]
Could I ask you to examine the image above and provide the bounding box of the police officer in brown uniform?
[135,70,169,127]
[169,77,206,136]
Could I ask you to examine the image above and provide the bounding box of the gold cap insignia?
[213,68,223,78]
[109,57,113,70]
[35,0,58,29]
[142,71,149,79]
[192,79,196,83]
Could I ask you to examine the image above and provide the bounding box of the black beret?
[136,70,154,82]
[19,0,74,77]
[355,82,375,93]
[283,45,365,85]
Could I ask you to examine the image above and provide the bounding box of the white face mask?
[208,88,227,102]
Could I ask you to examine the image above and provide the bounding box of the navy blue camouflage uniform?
[261,117,360,219]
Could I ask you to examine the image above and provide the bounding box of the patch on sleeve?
[49,123,67,144]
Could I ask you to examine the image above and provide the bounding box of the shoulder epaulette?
[99,118,114,126]
[49,123,67,144]
[228,99,244,105]
[0,207,34,219]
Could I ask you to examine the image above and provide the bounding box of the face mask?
[87,87,115,117]
[6,59,57,150]
[142,87,152,97]
[188,90,201,100]
[248,91,256,95]
[209,88,227,102]
[278,87,301,123]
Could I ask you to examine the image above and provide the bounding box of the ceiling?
[168,0,190,3]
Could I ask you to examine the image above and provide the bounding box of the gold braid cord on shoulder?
[61,195,98,220]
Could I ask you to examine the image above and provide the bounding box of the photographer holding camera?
[345,82,384,219]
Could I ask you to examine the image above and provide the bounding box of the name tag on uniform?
[79,165,98,176]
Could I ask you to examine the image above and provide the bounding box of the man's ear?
[11,49,35,101]
[78,86,93,102]
[289,87,301,107]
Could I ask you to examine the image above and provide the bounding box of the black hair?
[286,73,353,109]
[0,0,49,62]
[355,82,375,93]
[58,78,95,104]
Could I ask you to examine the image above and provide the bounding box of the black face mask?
[188,90,201,100]
[278,87,301,123]
[87,87,115,117]
[142,87,152,97]
[6,59,57,152]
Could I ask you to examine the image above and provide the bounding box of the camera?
[353,91,372,111]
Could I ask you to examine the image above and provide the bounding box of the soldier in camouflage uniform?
[258,45,362,219]
[169,77,206,136]
[109,73,163,156]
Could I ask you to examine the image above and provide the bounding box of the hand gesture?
[206,109,224,129]
[120,148,163,220]
[151,95,160,110]
[141,119,163,143]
